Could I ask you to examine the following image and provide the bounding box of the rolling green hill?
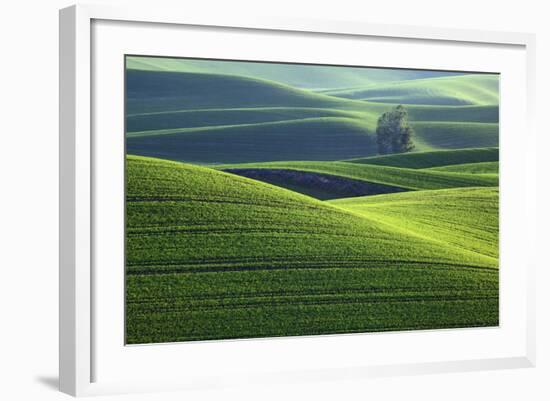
[429,161,499,175]
[406,105,498,123]
[126,156,498,343]
[126,101,498,134]
[127,56,464,89]
[322,74,499,106]
[347,147,499,169]
[330,187,498,259]
[126,117,379,163]
[126,107,365,132]
[126,69,366,114]
[411,121,498,150]
[126,117,497,164]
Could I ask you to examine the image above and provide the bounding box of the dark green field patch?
[223,168,408,200]
[216,160,498,191]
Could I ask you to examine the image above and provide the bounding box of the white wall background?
[0,0,547,399]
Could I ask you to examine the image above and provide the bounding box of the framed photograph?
[59,4,536,396]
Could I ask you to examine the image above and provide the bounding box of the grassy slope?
[127,104,498,134]
[330,188,498,259]
[347,147,499,169]
[411,121,498,150]
[125,70,381,162]
[217,160,498,190]
[429,161,498,174]
[126,56,464,89]
[406,105,498,123]
[127,117,378,163]
[126,69,367,114]
[126,156,498,343]
[126,107,365,132]
[126,118,497,164]
[322,74,499,105]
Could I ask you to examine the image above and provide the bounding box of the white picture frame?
[59,4,536,397]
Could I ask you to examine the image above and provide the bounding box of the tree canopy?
[376,105,415,155]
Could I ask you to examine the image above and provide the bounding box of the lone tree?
[375,105,415,155]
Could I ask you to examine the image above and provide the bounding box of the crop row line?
[126,286,498,303]
[126,261,498,275]
[127,294,499,314]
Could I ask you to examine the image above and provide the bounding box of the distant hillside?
[127,117,377,163]
[322,74,499,105]
[126,107,365,132]
[126,69,366,114]
[406,105,498,123]
[411,121,498,150]
[126,68,499,163]
[347,147,499,169]
[127,56,465,89]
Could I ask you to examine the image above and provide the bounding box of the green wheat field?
[125,56,499,344]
